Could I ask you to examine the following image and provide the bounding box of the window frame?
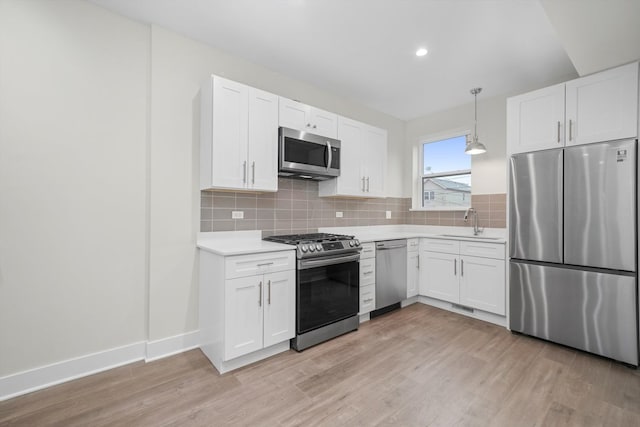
[412,129,472,211]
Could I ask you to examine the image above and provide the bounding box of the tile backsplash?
[201,178,506,236]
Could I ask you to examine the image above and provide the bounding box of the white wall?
[404,94,508,197]
[0,0,148,375]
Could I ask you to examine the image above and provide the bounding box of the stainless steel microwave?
[278,127,340,180]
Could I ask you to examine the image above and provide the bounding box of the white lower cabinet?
[225,270,295,360]
[420,251,459,303]
[359,242,376,314]
[407,238,419,298]
[459,256,505,315]
[200,249,296,373]
[419,238,506,316]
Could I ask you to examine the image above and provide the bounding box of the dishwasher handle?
[376,244,407,250]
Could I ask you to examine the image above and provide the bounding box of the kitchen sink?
[439,234,503,240]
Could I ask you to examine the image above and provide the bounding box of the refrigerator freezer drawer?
[510,261,638,366]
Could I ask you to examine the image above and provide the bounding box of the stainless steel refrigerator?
[509,139,638,366]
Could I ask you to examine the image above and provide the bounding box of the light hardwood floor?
[2,303,640,426]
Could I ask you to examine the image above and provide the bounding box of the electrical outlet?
[386,210,392,219]
[336,211,343,218]
[231,211,244,219]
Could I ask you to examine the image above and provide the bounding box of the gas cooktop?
[263,233,361,259]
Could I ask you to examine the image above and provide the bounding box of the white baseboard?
[0,329,202,402]
[0,341,146,402]
[145,330,200,362]
[417,296,507,328]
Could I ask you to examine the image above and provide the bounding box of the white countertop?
[197,226,506,257]
[197,231,295,256]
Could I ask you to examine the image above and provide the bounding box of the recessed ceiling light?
[416,47,428,57]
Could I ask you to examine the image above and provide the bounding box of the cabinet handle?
[362,176,366,192]
[569,119,573,141]
[366,176,370,192]
[258,281,262,306]
[306,123,311,127]
[268,280,271,305]
[252,161,255,184]
[364,298,374,303]
[363,271,373,275]
[557,121,561,143]
[461,259,464,276]
[454,259,457,276]
[313,124,317,129]
[417,256,420,269]
[243,161,247,184]
[257,262,274,267]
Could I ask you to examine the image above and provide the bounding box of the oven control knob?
[300,244,308,253]
[309,245,315,252]
[349,240,355,247]
[354,239,360,246]
[315,243,322,251]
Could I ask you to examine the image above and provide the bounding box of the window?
[421,134,471,209]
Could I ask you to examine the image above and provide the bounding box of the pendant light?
[465,87,487,155]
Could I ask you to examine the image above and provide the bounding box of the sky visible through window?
[423,135,471,185]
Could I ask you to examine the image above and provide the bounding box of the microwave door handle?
[326,141,332,171]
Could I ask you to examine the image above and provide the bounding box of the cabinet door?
[565,62,638,146]
[420,251,459,303]
[335,117,365,196]
[263,270,295,348]
[279,97,309,131]
[507,83,565,154]
[212,76,249,189]
[225,276,263,360]
[459,256,505,315]
[407,251,419,298]
[363,125,387,197]
[248,88,278,191]
[309,107,338,139]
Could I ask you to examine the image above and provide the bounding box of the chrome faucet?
[464,207,483,235]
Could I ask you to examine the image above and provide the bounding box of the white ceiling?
[89,0,579,121]
[541,0,640,77]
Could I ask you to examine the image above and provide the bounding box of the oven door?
[297,253,360,334]
[279,127,340,177]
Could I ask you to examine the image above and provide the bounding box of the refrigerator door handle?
[557,121,561,143]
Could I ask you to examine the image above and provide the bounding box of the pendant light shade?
[465,87,487,155]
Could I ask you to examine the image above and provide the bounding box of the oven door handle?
[298,253,360,270]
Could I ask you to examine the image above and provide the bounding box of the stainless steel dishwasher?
[373,239,407,317]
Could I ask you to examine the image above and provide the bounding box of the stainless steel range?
[263,233,362,351]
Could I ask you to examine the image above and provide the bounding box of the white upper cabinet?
[362,125,387,197]
[278,97,338,139]
[248,88,279,191]
[507,83,565,154]
[565,62,638,146]
[508,62,639,154]
[200,75,278,192]
[318,116,387,198]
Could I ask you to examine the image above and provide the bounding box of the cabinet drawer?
[421,238,460,255]
[460,241,505,260]
[360,242,376,259]
[225,251,295,279]
[360,258,376,286]
[360,284,375,314]
[407,238,419,253]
